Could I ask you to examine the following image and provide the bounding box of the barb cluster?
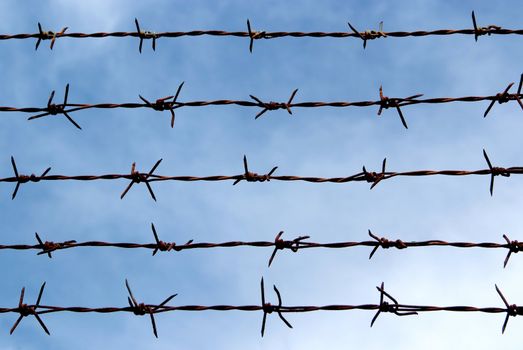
[27,84,81,129]
[348,21,387,49]
[34,23,68,50]
[125,279,177,338]
[249,89,298,119]
[233,155,278,185]
[10,283,49,335]
[472,11,502,41]
[370,282,417,327]
[120,159,163,201]
[139,82,184,127]
[9,157,51,199]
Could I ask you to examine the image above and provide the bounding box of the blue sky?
[1,0,523,348]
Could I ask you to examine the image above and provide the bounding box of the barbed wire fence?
[3,8,523,341]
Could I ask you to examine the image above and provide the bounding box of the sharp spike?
[63,84,69,105]
[174,82,184,101]
[63,112,82,130]
[120,181,135,200]
[149,312,158,338]
[47,90,56,107]
[145,181,157,201]
[151,223,160,243]
[125,279,138,306]
[9,315,24,335]
[41,167,51,177]
[11,156,20,180]
[147,159,163,178]
[243,155,249,173]
[12,182,21,200]
[34,314,50,335]
[472,11,479,41]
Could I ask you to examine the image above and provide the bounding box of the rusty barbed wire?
[3,279,521,337]
[2,150,521,200]
[3,227,522,268]
[1,76,522,129]
[1,12,521,52]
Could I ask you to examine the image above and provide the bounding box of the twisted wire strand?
[1,80,522,130]
[4,280,521,337]
[2,151,522,201]
[1,12,522,54]
[5,228,523,268]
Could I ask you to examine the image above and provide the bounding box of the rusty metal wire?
[1,76,522,129]
[2,151,521,200]
[4,279,521,337]
[4,9,520,343]
[1,12,521,52]
[4,227,523,268]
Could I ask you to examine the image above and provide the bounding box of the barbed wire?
[2,151,520,200]
[0,12,521,52]
[4,279,521,337]
[4,7,519,345]
[4,226,522,268]
[1,75,522,130]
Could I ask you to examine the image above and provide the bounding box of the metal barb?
[268,231,310,267]
[368,230,407,260]
[502,234,522,268]
[10,282,50,335]
[233,155,278,185]
[347,21,387,49]
[120,159,162,201]
[378,86,422,129]
[151,223,177,255]
[34,232,76,258]
[28,84,81,129]
[10,156,51,200]
[484,81,516,118]
[362,158,387,189]
[260,278,292,337]
[482,149,510,196]
[347,21,367,48]
[471,11,501,42]
[370,282,417,327]
[247,19,267,53]
[495,284,521,334]
[35,232,52,258]
[35,23,68,50]
[124,279,177,338]
[139,82,184,128]
[249,89,298,119]
[135,18,157,53]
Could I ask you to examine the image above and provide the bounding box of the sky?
[1,0,523,348]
